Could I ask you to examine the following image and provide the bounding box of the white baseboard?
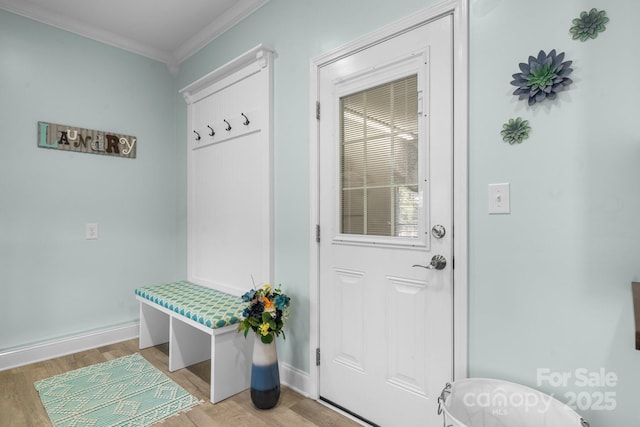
[0,323,139,371]
[1,322,314,399]
[279,360,311,397]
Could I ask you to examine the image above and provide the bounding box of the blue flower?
[241,289,256,302]
[274,294,290,310]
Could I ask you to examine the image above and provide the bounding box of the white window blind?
[340,74,419,238]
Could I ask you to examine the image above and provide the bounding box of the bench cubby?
[136,281,252,403]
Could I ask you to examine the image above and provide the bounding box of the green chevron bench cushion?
[135,281,243,329]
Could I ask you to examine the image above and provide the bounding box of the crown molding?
[0,0,270,70]
[173,0,269,65]
[0,0,173,63]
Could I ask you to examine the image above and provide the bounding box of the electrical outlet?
[85,223,98,240]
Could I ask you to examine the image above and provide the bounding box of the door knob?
[412,255,447,271]
[431,224,446,239]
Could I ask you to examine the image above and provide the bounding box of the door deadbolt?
[431,224,446,239]
[412,255,447,271]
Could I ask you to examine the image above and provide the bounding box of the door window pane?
[340,75,419,237]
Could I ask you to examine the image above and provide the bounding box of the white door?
[318,14,453,427]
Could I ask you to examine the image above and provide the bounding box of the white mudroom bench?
[135,280,252,403]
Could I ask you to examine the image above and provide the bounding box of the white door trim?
[308,0,468,400]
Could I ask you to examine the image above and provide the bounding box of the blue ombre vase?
[250,334,280,409]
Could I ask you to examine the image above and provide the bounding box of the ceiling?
[0,0,269,72]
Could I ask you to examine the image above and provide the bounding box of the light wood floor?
[0,339,362,426]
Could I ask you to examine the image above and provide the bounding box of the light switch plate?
[488,183,510,214]
[85,223,98,240]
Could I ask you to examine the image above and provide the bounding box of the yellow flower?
[263,283,271,291]
[259,323,270,336]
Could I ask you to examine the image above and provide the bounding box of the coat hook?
[224,119,232,131]
[241,113,250,126]
[207,125,215,136]
[193,130,201,141]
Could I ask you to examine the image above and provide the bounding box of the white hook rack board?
[180,44,274,295]
[191,109,262,150]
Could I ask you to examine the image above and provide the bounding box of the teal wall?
[468,0,640,425]
[0,11,184,349]
[2,0,639,424]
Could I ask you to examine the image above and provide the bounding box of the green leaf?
[262,312,272,323]
[261,334,274,344]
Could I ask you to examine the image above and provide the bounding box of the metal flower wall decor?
[510,49,573,106]
[570,8,609,41]
[501,117,531,145]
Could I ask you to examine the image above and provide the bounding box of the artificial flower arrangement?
[238,283,291,344]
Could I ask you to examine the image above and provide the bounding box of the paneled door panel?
[318,14,453,427]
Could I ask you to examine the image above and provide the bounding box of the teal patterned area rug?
[34,353,200,427]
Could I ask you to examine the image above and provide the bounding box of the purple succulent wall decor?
[570,8,609,41]
[510,49,573,106]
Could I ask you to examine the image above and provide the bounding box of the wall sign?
[37,121,136,158]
